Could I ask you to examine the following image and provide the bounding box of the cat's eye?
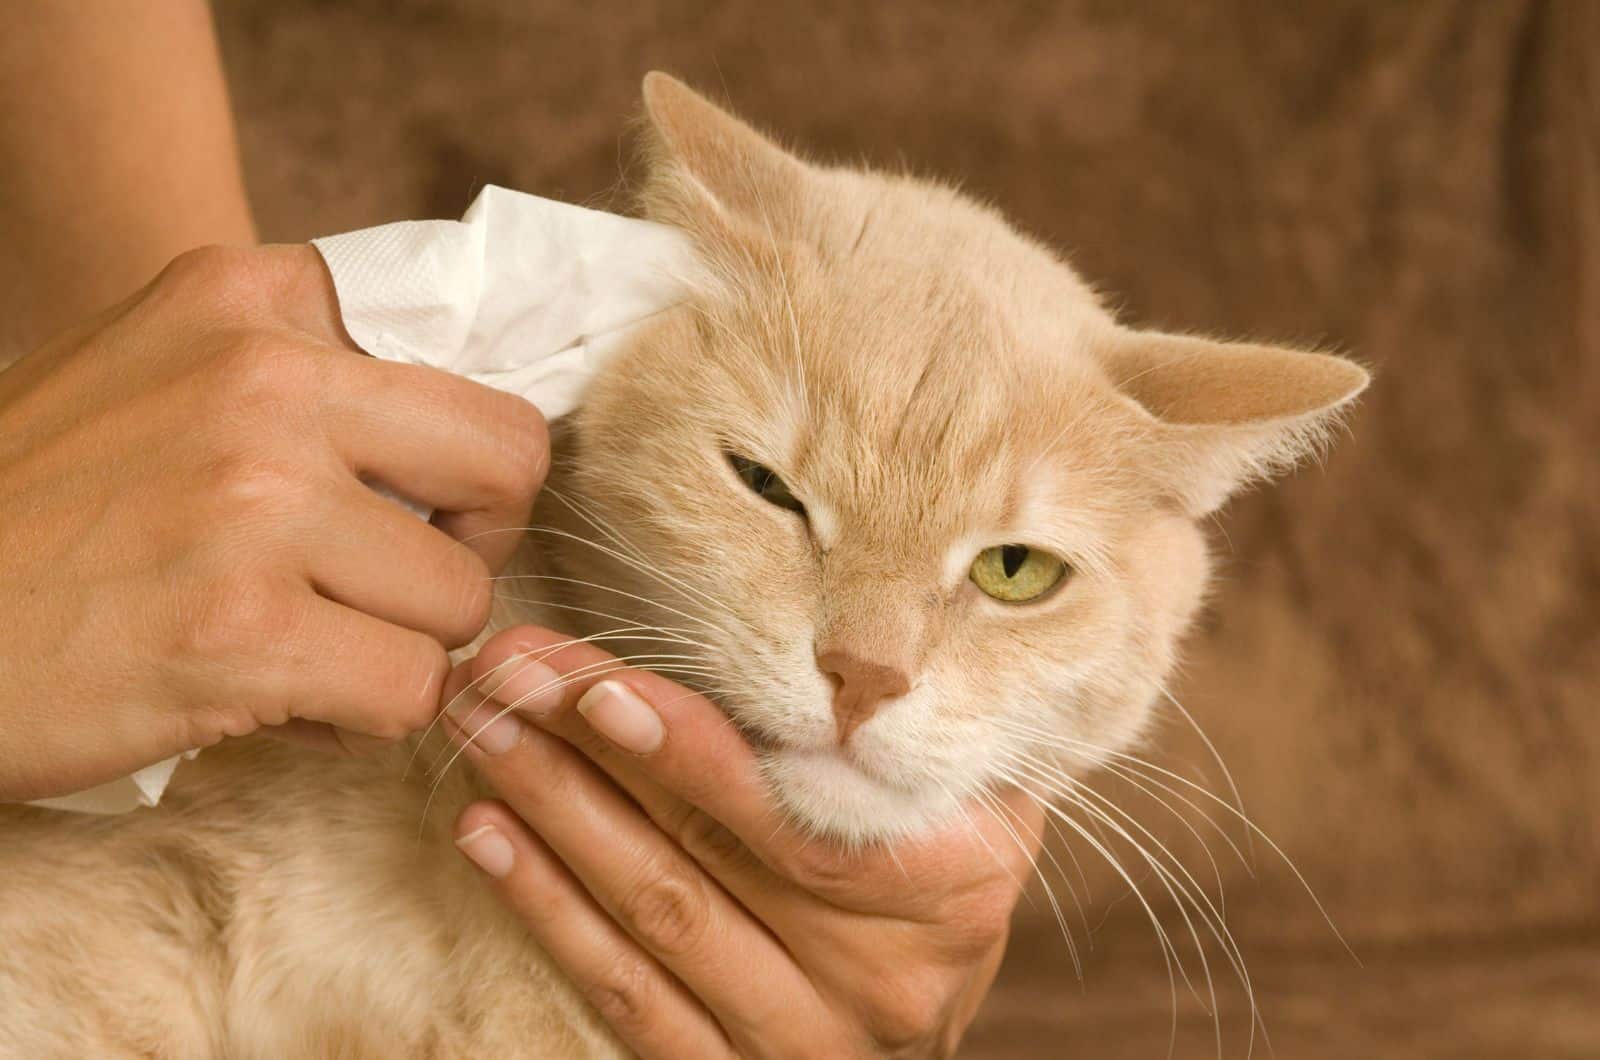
[970,545,1068,603]
[728,454,805,516]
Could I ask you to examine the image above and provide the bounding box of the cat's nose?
[816,649,911,744]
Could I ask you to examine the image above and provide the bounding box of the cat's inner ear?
[639,71,809,225]
[1103,331,1371,514]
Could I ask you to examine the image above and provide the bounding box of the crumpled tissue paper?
[28,185,695,815]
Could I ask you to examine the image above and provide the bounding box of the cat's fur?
[0,74,1366,1057]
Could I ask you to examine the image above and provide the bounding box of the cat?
[0,72,1366,1058]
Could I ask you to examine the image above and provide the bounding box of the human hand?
[0,245,548,801]
[444,625,1043,1059]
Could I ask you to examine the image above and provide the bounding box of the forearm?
[0,0,255,363]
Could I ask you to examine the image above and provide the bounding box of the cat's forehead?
[702,270,1144,548]
[685,173,1152,546]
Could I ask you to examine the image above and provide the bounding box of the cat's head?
[545,74,1367,843]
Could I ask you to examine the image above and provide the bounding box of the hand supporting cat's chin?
[756,741,969,847]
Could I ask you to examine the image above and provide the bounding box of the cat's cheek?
[1126,515,1212,658]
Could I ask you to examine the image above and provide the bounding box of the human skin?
[0,0,256,363]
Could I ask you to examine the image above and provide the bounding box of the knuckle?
[616,863,710,958]
[370,714,418,743]
[389,640,449,735]
[661,758,725,815]
[363,710,412,742]
[440,550,494,647]
[489,401,550,505]
[931,885,1016,964]
[584,954,657,1040]
[181,571,297,663]
[207,453,315,524]
[160,244,249,294]
[860,971,951,1053]
[177,700,263,750]
[158,245,287,320]
[674,809,751,873]
[213,331,314,407]
[780,839,860,896]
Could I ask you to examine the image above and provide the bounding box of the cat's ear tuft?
[1104,331,1371,514]
[638,71,809,227]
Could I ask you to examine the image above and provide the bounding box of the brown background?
[214,2,1599,1056]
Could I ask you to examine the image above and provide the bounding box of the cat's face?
[543,75,1367,843]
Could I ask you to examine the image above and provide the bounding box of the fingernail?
[444,696,524,755]
[455,823,514,878]
[577,680,663,755]
[487,656,564,716]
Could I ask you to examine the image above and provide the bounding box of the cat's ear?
[1103,331,1370,515]
[638,71,810,230]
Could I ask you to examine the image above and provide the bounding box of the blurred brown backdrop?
[214,2,1599,1056]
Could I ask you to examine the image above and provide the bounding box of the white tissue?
[317,185,695,423]
[25,752,197,816]
[29,185,695,815]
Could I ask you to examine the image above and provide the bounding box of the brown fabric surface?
[214,2,1600,1055]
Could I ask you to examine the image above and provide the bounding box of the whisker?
[491,574,734,641]
[997,776,1188,1056]
[1160,687,1256,865]
[994,717,1353,963]
[425,640,726,771]
[543,486,651,565]
[518,521,746,628]
[411,621,710,779]
[999,753,1261,1059]
[416,639,742,826]
[995,722,1244,915]
[973,784,1085,980]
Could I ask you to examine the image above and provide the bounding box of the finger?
[454,801,739,1060]
[443,712,833,1054]
[440,669,811,931]
[448,638,801,912]
[467,626,789,854]
[468,628,1001,902]
[322,356,548,572]
[197,244,541,575]
[222,591,449,741]
[305,478,491,648]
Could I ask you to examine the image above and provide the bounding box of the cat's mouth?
[784,744,916,790]
[759,743,957,841]
[738,719,918,792]
[720,700,953,836]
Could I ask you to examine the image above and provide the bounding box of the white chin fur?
[760,747,963,845]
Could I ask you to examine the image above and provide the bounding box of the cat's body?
[0,74,1366,1058]
[0,734,621,1057]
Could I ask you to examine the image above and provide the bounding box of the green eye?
[970,545,1068,602]
[729,454,805,516]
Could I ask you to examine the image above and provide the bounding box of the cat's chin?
[759,745,963,846]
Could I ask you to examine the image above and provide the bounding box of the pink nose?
[816,649,911,744]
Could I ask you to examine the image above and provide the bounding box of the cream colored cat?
[0,74,1366,1058]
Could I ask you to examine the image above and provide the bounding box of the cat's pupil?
[1001,545,1028,578]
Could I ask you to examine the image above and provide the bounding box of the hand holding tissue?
[29,185,695,815]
